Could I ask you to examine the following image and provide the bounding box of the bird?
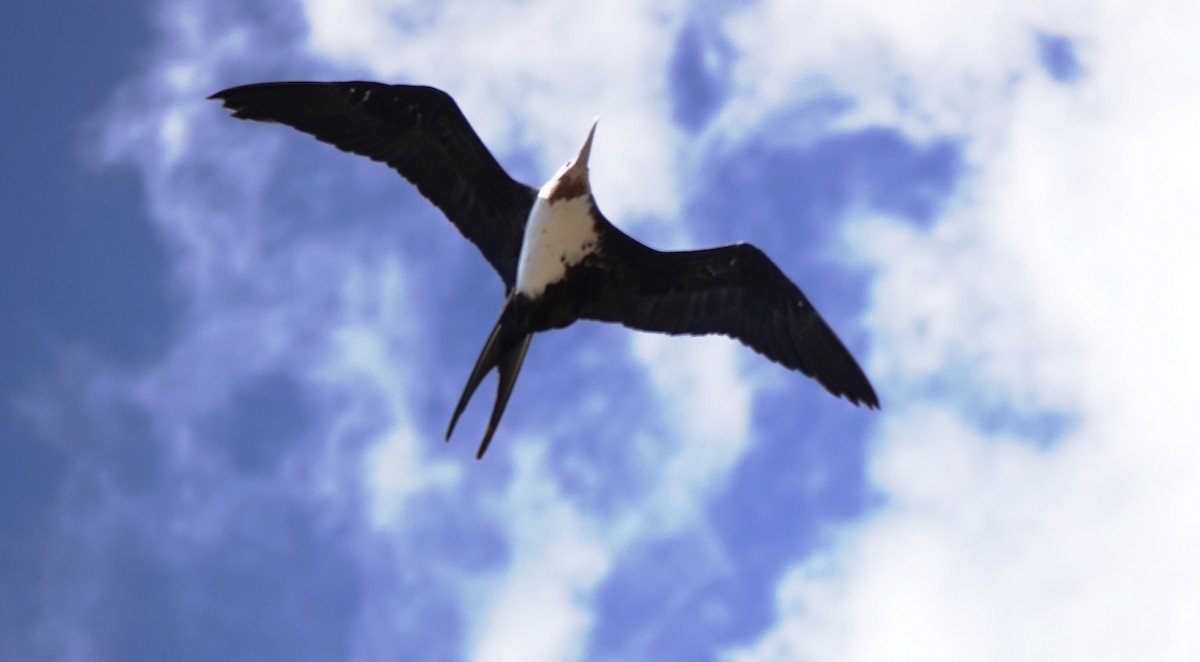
[210,81,879,459]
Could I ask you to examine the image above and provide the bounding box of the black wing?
[583,239,879,408]
[210,81,537,288]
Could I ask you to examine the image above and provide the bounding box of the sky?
[2,0,1198,660]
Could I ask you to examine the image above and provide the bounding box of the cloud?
[467,445,612,662]
[723,0,1200,659]
[301,0,686,223]
[21,0,792,659]
[22,0,1198,659]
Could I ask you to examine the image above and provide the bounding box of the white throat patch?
[514,193,600,297]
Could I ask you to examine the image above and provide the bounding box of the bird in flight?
[210,81,879,459]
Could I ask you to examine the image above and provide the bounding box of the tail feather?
[476,334,532,459]
[446,321,504,442]
[445,302,533,458]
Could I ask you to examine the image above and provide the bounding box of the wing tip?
[831,360,880,411]
[208,83,260,104]
[790,309,880,411]
[845,387,881,410]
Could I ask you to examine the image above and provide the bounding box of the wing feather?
[210,81,537,287]
[584,240,879,408]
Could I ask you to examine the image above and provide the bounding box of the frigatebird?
[210,81,879,458]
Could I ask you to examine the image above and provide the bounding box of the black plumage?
[211,80,879,457]
[211,81,535,287]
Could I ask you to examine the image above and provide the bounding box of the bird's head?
[541,118,598,201]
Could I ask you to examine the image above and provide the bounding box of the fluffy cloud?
[19,0,1198,659]
[726,0,1200,659]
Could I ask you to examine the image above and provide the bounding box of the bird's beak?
[571,117,598,172]
[542,118,598,200]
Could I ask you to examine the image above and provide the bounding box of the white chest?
[514,194,600,297]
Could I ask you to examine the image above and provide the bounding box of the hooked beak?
[569,117,598,173]
[543,118,598,200]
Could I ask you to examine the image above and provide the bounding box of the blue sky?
[3,0,1199,660]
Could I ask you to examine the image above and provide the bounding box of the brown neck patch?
[547,170,589,202]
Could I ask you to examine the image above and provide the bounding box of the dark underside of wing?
[582,240,880,408]
[209,81,537,287]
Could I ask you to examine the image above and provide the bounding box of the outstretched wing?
[583,239,879,408]
[210,81,537,287]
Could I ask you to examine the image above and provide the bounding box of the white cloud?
[729,405,1200,661]
[61,2,772,659]
[301,0,687,222]
[36,0,1200,658]
[725,0,1200,660]
[329,257,464,525]
[289,3,774,657]
[468,445,611,662]
[630,333,753,522]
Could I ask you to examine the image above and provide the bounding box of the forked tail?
[445,302,533,459]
